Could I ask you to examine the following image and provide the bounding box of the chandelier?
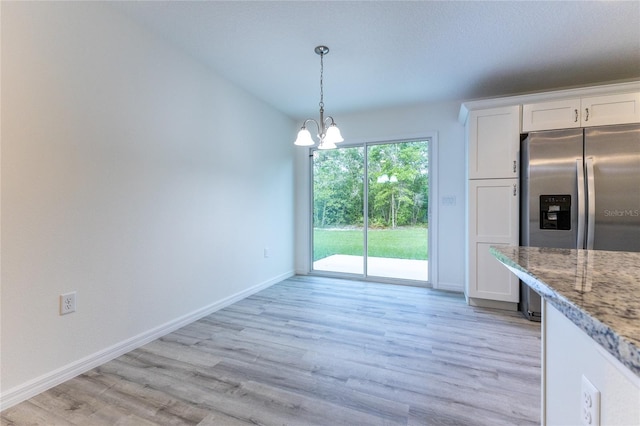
[293,45,344,149]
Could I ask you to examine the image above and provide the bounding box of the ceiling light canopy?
[294,45,344,150]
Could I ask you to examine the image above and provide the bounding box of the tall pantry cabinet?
[465,106,520,310]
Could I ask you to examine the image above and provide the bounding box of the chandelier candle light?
[294,45,344,149]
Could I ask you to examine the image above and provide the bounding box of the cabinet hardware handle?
[585,108,589,121]
[513,160,517,173]
[574,109,579,123]
[513,184,517,196]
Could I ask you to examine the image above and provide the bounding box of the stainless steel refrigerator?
[520,123,640,321]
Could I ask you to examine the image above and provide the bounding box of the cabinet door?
[467,106,520,179]
[522,98,581,132]
[467,179,519,302]
[581,92,640,127]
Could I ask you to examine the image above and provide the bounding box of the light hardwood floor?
[1,275,541,425]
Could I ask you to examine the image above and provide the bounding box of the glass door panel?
[312,146,365,275]
[366,141,429,280]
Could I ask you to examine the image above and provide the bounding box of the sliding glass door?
[312,146,365,275]
[366,141,428,280]
[312,139,429,283]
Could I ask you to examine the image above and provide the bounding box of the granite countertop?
[490,246,640,378]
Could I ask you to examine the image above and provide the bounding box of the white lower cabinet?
[466,179,519,305]
[544,301,640,425]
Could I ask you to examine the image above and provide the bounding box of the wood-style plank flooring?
[1,275,541,425]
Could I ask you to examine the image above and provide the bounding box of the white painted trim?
[428,132,439,290]
[435,281,463,293]
[0,270,294,410]
[467,297,518,311]
[337,132,436,148]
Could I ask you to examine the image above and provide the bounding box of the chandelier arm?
[324,116,337,126]
[302,118,321,137]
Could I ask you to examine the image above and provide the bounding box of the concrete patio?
[313,254,428,281]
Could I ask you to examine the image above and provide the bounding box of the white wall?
[1,2,295,402]
[294,101,466,291]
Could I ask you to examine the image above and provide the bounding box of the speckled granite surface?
[491,246,640,378]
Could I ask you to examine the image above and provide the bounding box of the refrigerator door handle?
[586,157,596,250]
[576,159,586,249]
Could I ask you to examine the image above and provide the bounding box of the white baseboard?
[0,270,294,411]
[467,296,518,311]
[433,281,463,293]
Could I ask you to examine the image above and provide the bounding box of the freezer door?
[522,129,584,249]
[585,124,640,252]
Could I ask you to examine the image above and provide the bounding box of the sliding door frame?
[308,134,438,288]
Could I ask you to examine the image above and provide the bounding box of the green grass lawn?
[313,227,428,261]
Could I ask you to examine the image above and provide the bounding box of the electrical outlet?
[60,292,76,315]
[581,375,600,426]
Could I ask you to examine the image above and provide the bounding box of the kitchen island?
[491,246,640,425]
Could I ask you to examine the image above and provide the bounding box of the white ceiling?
[110,1,640,119]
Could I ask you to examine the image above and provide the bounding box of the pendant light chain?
[319,50,324,112]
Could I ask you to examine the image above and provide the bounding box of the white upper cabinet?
[467,105,520,180]
[522,98,581,131]
[581,92,640,127]
[522,92,640,132]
